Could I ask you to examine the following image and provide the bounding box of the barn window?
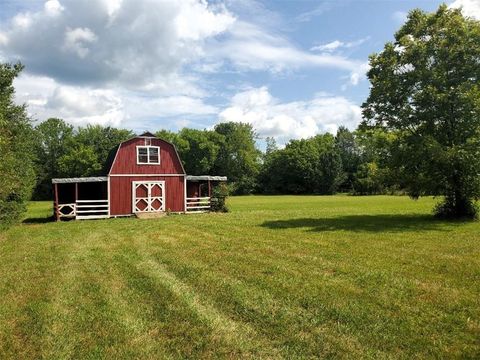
[137,146,160,164]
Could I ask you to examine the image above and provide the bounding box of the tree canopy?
[362,5,480,218]
[0,63,36,227]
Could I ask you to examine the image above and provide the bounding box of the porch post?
[54,183,59,221]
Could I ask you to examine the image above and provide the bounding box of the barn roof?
[186,175,227,181]
[139,131,156,137]
[52,177,108,184]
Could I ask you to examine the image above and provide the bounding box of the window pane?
[149,147,159,163]
[138,147,148,163]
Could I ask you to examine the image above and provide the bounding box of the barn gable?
[108,135,185,175]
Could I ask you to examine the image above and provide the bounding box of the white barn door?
[132,181,165,213]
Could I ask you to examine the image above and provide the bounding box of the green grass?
[1,195,479,359]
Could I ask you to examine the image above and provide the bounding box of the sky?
[0,0,479,144]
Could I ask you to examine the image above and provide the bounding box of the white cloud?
[219,87,361,143]
[175,2,235,40]
[14,73,216,128]
[311,40,344,52]
[449,0,480,19]
[208,21,364,75]
[295,3,336,22]
[14,74,124,126]
[310,37,370,53]
[0,0,234,89]
[44,0,64,16]
[63,28,97,58]
[12,13,32,29]
[0,32,8,46]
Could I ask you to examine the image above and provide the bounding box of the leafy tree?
[317,145,344,194]
[174,128,222,175]
[0,63,36,227]
[352,128,398,195]
[275,138,321,194]
[362,5,480,218]
[75,125,134,173]
[58,144,102,177]
[33,118,74,199]
[335,126,361,192]
[213,122,261,194]
[155,129,178,144]
[259,134,344,195]
[265,136,278,156]
[353,162,385,195]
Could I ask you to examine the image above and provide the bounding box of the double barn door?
[132,181,165,213]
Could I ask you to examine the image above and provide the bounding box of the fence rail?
[57,200,109,220]
[186,197,211,212]
[76,199,109,219]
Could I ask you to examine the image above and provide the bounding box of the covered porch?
[52,177,109,220]
[186,175,227,212]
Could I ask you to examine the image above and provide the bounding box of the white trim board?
[183,176,187,213]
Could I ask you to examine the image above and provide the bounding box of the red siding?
[110,137,184,175]
[110,176,185,215]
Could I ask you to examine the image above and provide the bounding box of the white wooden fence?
[186,197,211,212]
[57,200,109,220]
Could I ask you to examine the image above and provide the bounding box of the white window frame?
[136,145,160,165]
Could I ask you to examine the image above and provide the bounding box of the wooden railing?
[75,200,109,220]
[57,203,76,218]
[186,197,211,212]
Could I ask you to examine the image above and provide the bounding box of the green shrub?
[210,183,229,212]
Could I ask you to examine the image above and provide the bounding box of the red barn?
[52,132,226,220]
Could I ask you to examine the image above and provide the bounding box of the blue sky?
[0,0,478,143]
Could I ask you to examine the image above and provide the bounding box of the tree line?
[25,116,403,199]
[1,4,480,227]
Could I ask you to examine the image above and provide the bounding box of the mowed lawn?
[0,196,479,359]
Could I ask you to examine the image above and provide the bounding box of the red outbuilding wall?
[109,136,186,215]
[109,176,185,215]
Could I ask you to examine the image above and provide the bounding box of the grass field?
[1,196,479,359]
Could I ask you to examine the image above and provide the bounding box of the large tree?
[174,128,222,175]
[213,122,261,194]
[335,126,361,192]
[74,125,134,172]
[362,5,480,218]
[259,134,344,195]
[0,63,36,227]
[33,118,74,199]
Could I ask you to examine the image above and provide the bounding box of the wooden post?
[75,182,78,219]
[54,183,60,221]
[208,180,211,198]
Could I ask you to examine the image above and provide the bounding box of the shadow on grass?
[261,214,455,233]
[22,216,54,224]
